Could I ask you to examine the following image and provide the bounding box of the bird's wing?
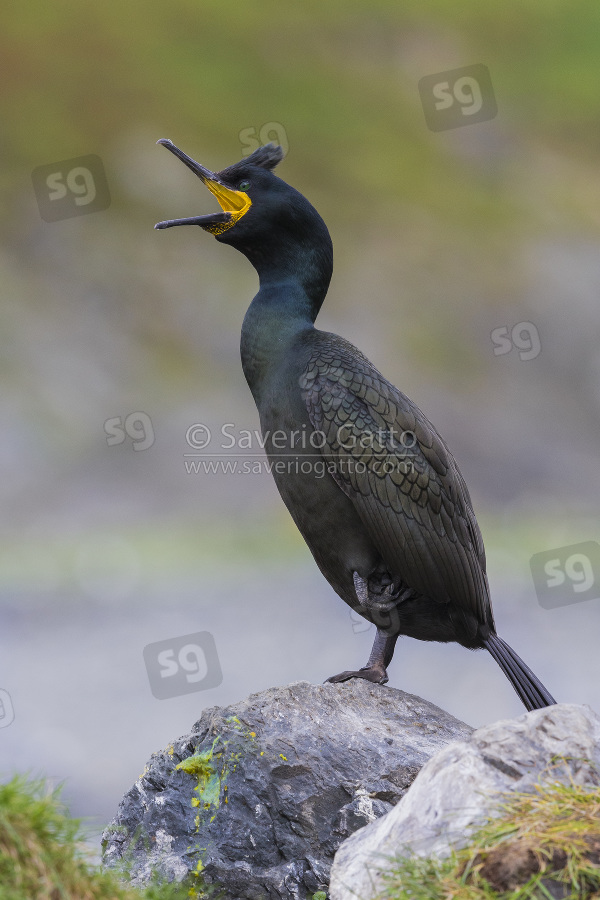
[299,338,491,627]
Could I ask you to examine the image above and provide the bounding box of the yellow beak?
[154,139,251,235]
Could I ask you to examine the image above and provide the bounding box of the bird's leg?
[325,628,399,685]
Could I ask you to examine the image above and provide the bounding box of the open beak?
[154,139,251,235]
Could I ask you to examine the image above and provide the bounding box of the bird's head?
[155,139,333,305]
[155,139,330,265]
[154,139,294,242]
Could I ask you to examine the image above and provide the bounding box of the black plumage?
[155,139,556,712]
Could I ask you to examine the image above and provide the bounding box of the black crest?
[218,143,284,180]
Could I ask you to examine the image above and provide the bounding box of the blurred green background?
[1,0,599,850]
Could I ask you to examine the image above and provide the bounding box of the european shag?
[155,139,556,712]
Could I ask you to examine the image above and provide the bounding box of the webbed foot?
[325,665,388,685]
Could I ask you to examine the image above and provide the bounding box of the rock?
[102,680,472,899]
[330,703,600,900]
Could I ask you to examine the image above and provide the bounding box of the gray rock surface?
[330,703,600,900]
[101,679,472,899]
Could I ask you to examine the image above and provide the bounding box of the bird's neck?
[240,281,316,396]
[240,232,333,395]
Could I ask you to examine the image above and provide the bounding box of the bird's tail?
[484,633,556,711]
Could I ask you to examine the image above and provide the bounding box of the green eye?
[238,180,251,191]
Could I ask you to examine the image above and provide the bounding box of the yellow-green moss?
[176,718,259,834]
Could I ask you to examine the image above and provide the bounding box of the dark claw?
[325,665,389,685]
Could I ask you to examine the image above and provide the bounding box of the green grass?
[376,777,600,899]
[0,775,211,900]
[0,774,332,899]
